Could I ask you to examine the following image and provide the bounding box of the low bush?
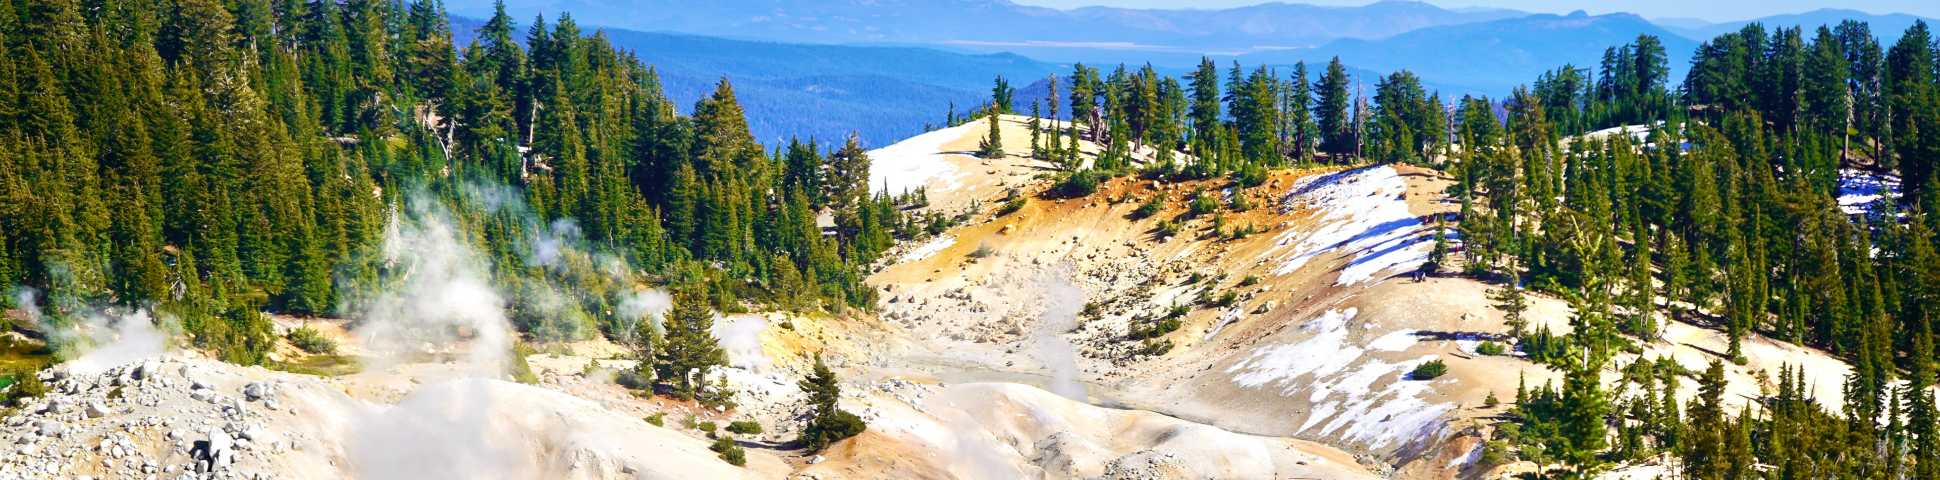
[726,420,764,435]
[1410,359,1448,380]
[710,436,746,466]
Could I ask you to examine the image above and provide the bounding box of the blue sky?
[1009,0,1940,22]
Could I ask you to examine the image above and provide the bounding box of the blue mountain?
[1664,9,1938,43]
[456,17,1064,147]
[448,0,1526,64]
[1240,11,1699,97]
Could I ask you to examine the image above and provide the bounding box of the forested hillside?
[941,18,1940,478]
[0,0,942,364]
[6,0,1940,476]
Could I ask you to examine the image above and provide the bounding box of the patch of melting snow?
[1267,166,1434,285]
[1226,307,1452,449]
[868,124,970,195]
[1448,441,1484,469]
[1315,355,1451,449]
[1226,309,1363,392]
[1838,168,1900,216]
[1203,307,1247,340]
[1367,329,1420,352]
[900,235,957,262]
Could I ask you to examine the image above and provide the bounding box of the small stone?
[35,421,64,437]
[87,400,112,419]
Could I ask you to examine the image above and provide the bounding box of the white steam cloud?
[12,286,171,377]
[616,288,672,340]
[1032,267,1087,400]
[345,197,528,479]
[66,309,170,376]
[711,314,771,373]
[347,203,512,375]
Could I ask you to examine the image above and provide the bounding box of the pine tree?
[1188,57,1221,160]
[977,107,1005,159]
[1316,57,1354,160]
[656,290,728,400]
[797,354,865,452]
[1285,62,1318,163]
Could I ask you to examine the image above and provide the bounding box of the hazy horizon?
[1006,0,1937,23]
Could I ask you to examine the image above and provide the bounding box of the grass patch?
[265,354,363,377]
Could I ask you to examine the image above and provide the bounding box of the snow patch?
[1226,307,1452,449]
[1267,166,1434,285]
[1367,329,1420,352]
[1448,441,1484,469]
[1313,356,1451,449]
[1838,168,1900,216]
[900,235,957,262]
[1226,309,1363,392]
[868,124,970,195]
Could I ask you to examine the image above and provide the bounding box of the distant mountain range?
[452,0,1525,62]
[1661,8,1934,44]
[455,17,1065,147]
[1240,11,1700,97]
[447,1,1936,145]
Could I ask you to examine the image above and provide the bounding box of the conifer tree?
[978,107,1005,159]
[798,354,866,452]
[656,290,727,400]
[1316,57,1354,160]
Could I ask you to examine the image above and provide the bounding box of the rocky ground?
[2,356,337,480]
[0,118,1867,480]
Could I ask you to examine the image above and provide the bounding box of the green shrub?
[803,409,864,451]
[1080,302,1103,319]
[1201,290,1237,308]
[1128,317,1182,340]
[1226,223,1257,240]
[1052,170,1102,198]
[1187,191,1218,217]
[997,190,1027,216]
[1475,341,1507,356]
[726,420,764,435]
[3,368,46,406]
[1131,193,1166,220]
[1232,163,1267,187]
[1410,359,1448,380]
[698,421,719,434]
[286,326,337,355]
[1138,339,1174,356]
[1229,191,1254,211]
[644,412,666,426]
[1154,219,1181,239]
[710,436,747,466]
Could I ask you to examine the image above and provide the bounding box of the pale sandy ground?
[861,121,1866,479]
[10,118,1864,480]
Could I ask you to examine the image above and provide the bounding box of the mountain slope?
[455,18,1062,147]
[451,0,1526,63]
[1665,8,1938,42]
[1243,11,1699,96]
